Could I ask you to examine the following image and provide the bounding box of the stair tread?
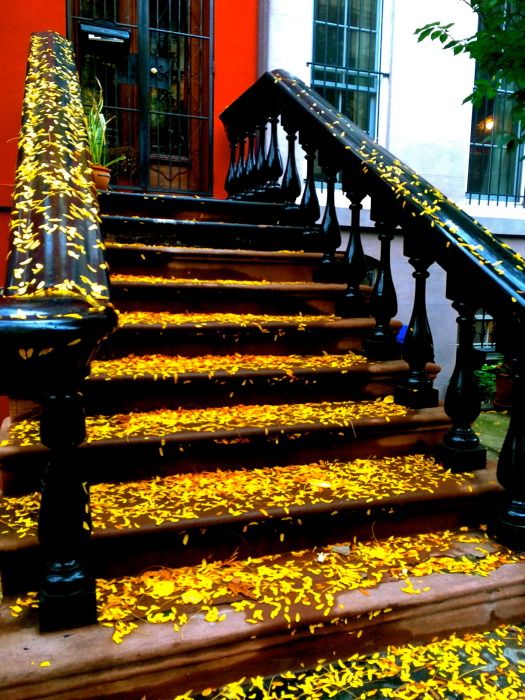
[0,398,412,450]
[2,526,524,698]
[103,214,306,228]
[115,310,374,328]
[0,456,497,547]
[107,241,325,259]
[88,351,380,380]
[111,273,344,291]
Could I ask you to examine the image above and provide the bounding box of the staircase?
[1,32,525,700]
[0,189,521,699]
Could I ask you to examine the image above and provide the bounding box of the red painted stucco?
[212,0,259,198]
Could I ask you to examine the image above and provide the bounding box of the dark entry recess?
[68,0,213,194]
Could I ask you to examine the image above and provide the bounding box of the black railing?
[0,32,117,630]
[220,69,525,549]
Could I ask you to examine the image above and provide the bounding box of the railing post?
[313,158,343,283]
[439,295,486,471]
[488,320,525,548]
[280,116,302,204]
[225,134,239,197]
[38,391,95,630]
[265,114,284,200]
[298,139,320,225]
[234,133,247,198]
[254,121,269,195]
[394,229,439,408]
[337,169,368,316]
[363,202,400,360]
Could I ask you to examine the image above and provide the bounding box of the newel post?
[38,391,94,630]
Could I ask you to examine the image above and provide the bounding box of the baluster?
[439,297,486,471]
[243,127,257,197]
[254,121,269,194]
[234,133,247,199]
[488,322,525,548]
[298,140,320,225]
[313,160,344,283]
[38,391,96,631]
[394,230,439,408]
[225,135,238,198]
[363,204,400,360]
[265,114,284,200]
[280,117,302,204]
[337,170,368,316]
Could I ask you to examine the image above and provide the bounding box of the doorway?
[68,0,213,194]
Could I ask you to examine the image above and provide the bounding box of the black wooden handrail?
[221,69,525,549]
[220,69,525,315]
[0,32,117,631]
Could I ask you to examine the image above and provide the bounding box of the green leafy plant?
[475,360,509,403]
[85,79,125,168]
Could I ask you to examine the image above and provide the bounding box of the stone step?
[1,525,523,699]
[98,190,301,225]
[101,312,385,358]
[105,243,378,286]
[102,215,322,251]
[109,274,353,315]
[0,455,499,595]
[0,402,450,496]
[83,352,414,413]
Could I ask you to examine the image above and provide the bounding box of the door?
[68,0,212,194]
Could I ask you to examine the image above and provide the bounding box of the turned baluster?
[298,140,320,225]
[363,205,400,360]
[488,319,525,548]
[394,231,439,408]
[243,128,257,196]
[439,297,486,471]
[337,170,368,316]
[254,122,269,193]
[280,117,302,204]
[313,160,343,283]
[265,115,284,200]
[38,391,96,631]
[234,134,247,199]
[225,136,238,197]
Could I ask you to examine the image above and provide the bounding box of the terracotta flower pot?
[92,164,111,190]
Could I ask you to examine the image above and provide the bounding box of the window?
[467,82,523,204]
[310,0,384,136]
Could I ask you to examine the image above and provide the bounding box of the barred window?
[310,0,384,137]
[467,83,523,204]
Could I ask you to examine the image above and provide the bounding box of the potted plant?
[85,79,124,189]
[475,359,512,410]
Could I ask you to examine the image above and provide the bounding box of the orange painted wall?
[212,0,259,198]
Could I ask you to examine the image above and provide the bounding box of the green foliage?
[415,1,525,151]
[85,79,125,168]
[474,360,508,403]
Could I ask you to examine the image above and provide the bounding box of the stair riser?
[0,421,449,496]
[106,249,325,284]
[102,220,322,252]
[100,326,374,358]
[82,372,406,414]
[111,287,339,315]
[0,493,493,596]
[98,191,300,225]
